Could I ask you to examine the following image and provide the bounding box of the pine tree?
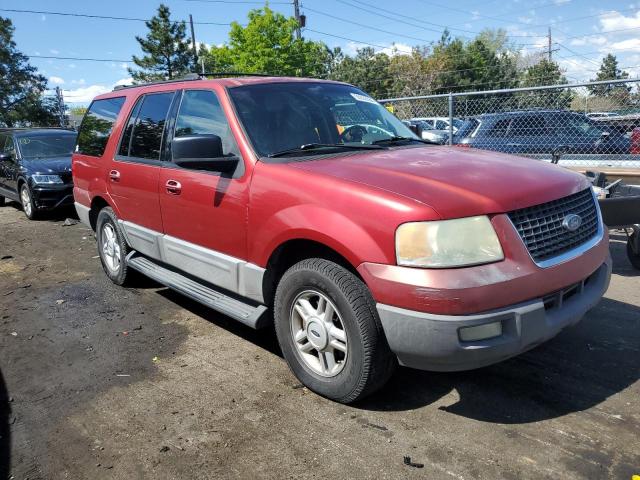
[0,16,58,127]
[128,4,194,83]
[588,54,630,97]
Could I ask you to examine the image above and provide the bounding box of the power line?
[305,28,413,52]
[31,55,133,63]
[0,8,237,26]
[303,6,444,44]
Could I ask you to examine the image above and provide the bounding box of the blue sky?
[2,0,639,104]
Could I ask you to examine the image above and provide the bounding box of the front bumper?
[376,258,611,371]
[31,184,74,210]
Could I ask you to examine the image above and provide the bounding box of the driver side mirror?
[0,152,14,162]
[171,135,239,173]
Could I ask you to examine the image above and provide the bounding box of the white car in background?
[412,116,464,133]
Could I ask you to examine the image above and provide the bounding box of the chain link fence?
[379,78,640,170]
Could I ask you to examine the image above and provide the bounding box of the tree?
[0,16,58,127]
[588,54,630,97]
[128,4,193,83]
[200,6,330,77]
[329,47,393,98]
[519,59,572,109]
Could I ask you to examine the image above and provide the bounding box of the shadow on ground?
[158,287,640,425]
[0,368,10,479]
[360,296,640,422]
[3,201,77,222]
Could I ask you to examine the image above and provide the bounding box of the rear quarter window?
[77,97,126,157]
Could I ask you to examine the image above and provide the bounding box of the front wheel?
[627,232,640,270]
[274,258,396,403]
[20,184,37,220]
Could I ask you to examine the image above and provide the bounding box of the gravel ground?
[0,202,638,480]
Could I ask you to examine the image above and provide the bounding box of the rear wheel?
[627,233,640,270]
[274,258,396,404]
[20,184,37,220]
[96,207,133,285]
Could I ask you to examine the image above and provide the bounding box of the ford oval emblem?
[562,214,582,232]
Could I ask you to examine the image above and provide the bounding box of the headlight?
[32,174,63,184]
[396,216,504,268]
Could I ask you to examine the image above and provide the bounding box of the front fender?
[250,204,391,268]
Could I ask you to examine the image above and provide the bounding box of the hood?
[23,156,72,175]
[289,146,589,219]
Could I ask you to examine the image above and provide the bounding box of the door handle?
[165,179,182,195]
[109,170,121,182]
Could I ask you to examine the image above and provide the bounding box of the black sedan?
[0,128,77,219]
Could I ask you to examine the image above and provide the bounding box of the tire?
[20,184,38,220]
[0,195,5,207]
[96,207,133,286]
[627,233,640,270]
[274,258,396,404]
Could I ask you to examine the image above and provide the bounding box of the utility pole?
[55,86,66,127]
[547,27,558,61]
[293,0,301,40]
[189,14,198,68]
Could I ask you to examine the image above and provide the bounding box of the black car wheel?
[20,184,38,220]
[274,258,396,404]
[0,195,5,207]
[627,233,640,270]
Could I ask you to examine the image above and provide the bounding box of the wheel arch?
[261,237,366,308]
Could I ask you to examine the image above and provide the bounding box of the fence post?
[448,93,454,146]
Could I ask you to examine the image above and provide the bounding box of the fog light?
[459,321,502,342]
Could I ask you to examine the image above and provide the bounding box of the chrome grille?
[508,188,599,263]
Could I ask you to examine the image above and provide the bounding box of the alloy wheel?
[101,223,121,273]
[289,290,348,377]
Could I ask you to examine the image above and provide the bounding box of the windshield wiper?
[268,143,384,158]
[372,136,433,145]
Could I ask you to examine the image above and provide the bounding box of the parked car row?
[452,110,640,156]
[1,78,613,404]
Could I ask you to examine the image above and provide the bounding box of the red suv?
[73,76,611,403]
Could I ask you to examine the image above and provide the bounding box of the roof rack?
[112,71,274,91]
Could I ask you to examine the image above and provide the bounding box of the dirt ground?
[0,201,638,480]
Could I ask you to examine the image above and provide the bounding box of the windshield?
[228,82,419,157]
[563,114,603,137]
[17,133,77,159]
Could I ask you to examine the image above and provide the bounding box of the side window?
[174,90,240,158]
[77,97,126,157]
[511,115,547,136]
[0,135,15,155]
[435,120,448,130]
[488,119,511,137]
[128,92,175,160]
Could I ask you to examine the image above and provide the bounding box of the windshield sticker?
[350,93,378,105]
[19,138,31,144]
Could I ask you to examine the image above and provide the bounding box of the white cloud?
[114,77,133,87]
[49,76,65,85]
[70,78,86,85]
[342,41,412,57]
[50,49,59,54]
[569,35,608,47]
[62,85,111,103]
[63,79,134,104]
[68,63,77,69]
[552,0,570,4]
[610,37,640,51]
[41,14,46,22]
[600,10,640,30]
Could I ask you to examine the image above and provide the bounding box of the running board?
[126,252,269,329]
